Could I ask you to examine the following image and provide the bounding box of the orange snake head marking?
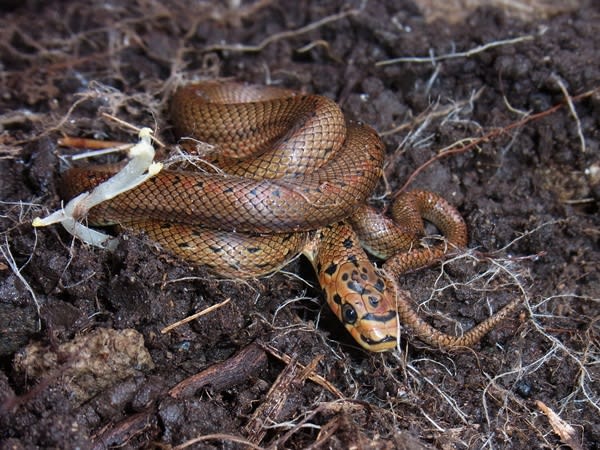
[320,260,399,352]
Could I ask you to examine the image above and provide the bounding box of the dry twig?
[376,32,541,66]
[202,4,364,53]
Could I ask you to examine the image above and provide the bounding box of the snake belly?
[62,81,514,353]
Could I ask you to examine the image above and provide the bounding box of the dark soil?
[1,1,598,449]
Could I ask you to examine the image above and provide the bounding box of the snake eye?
[342,304,357,324]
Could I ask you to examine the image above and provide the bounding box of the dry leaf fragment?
[536,400,583,450]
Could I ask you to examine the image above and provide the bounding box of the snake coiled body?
[61,81,521,352]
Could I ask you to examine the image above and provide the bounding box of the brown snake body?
[61,81,521,352]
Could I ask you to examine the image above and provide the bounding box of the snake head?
[321,260,399,352]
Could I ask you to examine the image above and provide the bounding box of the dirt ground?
[0,0,598,449]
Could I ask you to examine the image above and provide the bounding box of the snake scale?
[61,81,521,352]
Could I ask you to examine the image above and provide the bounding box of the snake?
[60,81,521,352]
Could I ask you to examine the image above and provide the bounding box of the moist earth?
[0,1,599,449]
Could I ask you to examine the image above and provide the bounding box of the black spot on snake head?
[367,296,379,308]
[324,263,337,276]
[374,277,385,293]
[346,280,364,294]
[342,237,354,249]
[347,255,359,267]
